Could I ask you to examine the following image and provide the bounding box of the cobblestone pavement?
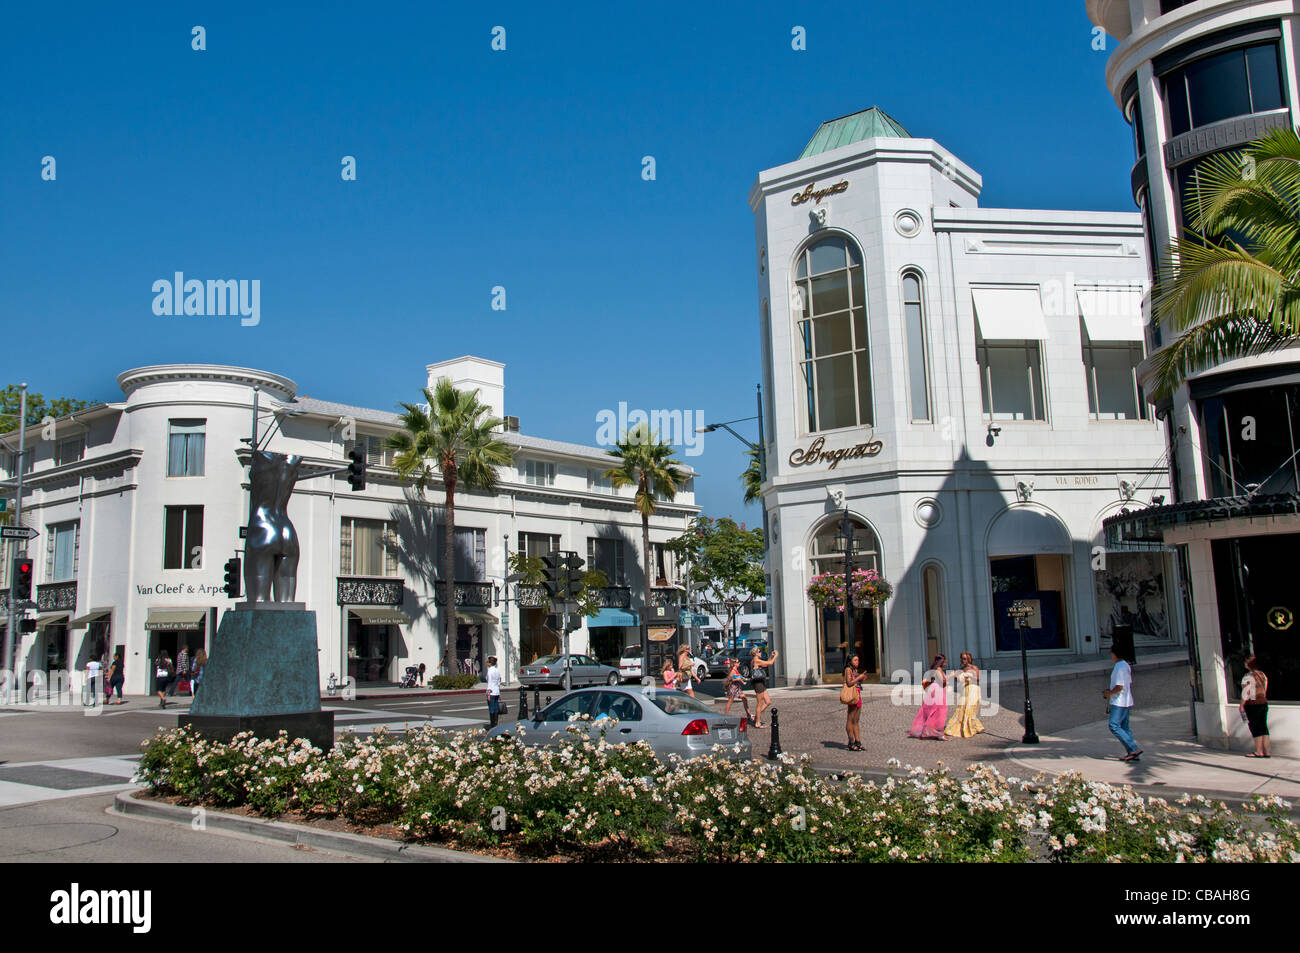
[741,664,1194,774]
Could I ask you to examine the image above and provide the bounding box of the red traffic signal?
[13,558,33,601]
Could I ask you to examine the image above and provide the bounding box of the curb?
[112,790,511,863]
[322,688,486,702]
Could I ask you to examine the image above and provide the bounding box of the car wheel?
[695,664,707,681]
[741,664,751,679]
[607,672,619,686]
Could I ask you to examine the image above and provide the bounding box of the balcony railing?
[595,586,632,609]
[433,581,497,608]
[650,586,684,607]
[515,583,549,608]
[37,580,77,612]
[337,576,405,607]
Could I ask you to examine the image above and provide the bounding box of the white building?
[1089,0,1300,752]
[0,357,698,695]
[751,106,1175,685]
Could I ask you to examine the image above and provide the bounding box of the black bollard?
[765,707,783,760]
[519,686,529,720]
[533,687,541,715]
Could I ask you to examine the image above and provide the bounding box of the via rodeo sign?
[788,435,883,470]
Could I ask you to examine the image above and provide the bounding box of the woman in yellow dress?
[945,652,986,738]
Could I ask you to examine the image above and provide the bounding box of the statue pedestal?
[180,607,334,750]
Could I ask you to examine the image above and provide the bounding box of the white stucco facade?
[1,359,697,696]
[751,112,1175,686]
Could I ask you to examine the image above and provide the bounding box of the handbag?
[839,684,857,705]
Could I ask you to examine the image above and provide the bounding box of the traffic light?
[541,552,564,600]
[12,557,33,601]
[347,447,367,491]
[222,557,241,598]
[561,553,585,601]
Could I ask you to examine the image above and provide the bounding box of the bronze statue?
[244,451,302,602]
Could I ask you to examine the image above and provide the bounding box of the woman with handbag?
[1241,655,1270,758]
[155,652,174,709]
[723,658,751,721]
[750,646,779,728]
[841,654,866,751]
[675,645,698,697]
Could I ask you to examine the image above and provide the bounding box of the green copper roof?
[799,106,911,159]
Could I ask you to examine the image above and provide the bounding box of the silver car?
[518,654,621,689]
[487,686,752,760]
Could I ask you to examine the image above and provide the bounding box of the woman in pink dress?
[907,655,949,740]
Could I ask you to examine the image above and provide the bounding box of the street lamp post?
[1007,600,1039,744]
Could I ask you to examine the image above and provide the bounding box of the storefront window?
[991,554,1069,650]
[1094,551,1170,649]
[1200,384,1300,497]
[1213,534,1299,702]
[793,236,873,432]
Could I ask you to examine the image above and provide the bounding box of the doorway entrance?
[808,515,883,682]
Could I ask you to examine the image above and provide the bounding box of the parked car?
[704,652,750,679]
[619,645,708,683]
[519,654,620,688]
[487,686,751,760]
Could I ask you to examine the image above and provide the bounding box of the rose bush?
[136,727,1299,862]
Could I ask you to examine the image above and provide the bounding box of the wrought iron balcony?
[595,585,632,609]
[650,586,685,607]
[337,576,405,607]
[37,580,77,612]
[433,581,497,608]
[515,583,550,608]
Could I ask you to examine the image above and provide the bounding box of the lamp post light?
[832,509,862,676]
[1007,600,1039,744]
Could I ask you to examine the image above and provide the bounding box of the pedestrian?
[944,652,986,738]
[841,653,866,751]
[1102,648,1141,761]
[723,657,752,721]
[662,658,678,691]
[169,645,189,697]
[155,651,174,709]
[191,648,207,698]
[85,655,102,707]
[908,655,949,740]
[485,655,502,728]
[675,645,697,697]
[417,662,426,686]
[107,646,125,705]
[1241,655,1270,758]
[750,646,778,727]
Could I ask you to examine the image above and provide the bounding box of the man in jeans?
[1102,648,1142,761]
[485,655,502,728]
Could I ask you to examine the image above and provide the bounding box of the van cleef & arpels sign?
[788,434,884,469]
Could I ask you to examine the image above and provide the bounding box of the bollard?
[533,687,541,715]
[766,707,783,760]
[519,686,528,720]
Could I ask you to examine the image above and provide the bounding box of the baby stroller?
[399,665,420,688]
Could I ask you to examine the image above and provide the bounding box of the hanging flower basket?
[806,569,894,612]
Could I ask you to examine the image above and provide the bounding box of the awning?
[972,287,1049,340]
[143,608,207,631]
[68,609,112,629]
[35,612,69,630]
[587,607,638,628]
[455,609,498,624]
[987,508,1071,557]
[349,607,412,626]
[1077,286,1143,341]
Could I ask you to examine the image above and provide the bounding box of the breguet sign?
[788,435,884,469]
[790,179,849,206]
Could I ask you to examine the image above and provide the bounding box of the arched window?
[902,271,931,422]
[793,236,872,432]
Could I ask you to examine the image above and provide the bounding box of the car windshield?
[646,691,714,716]
[531,655,563,666]
[620,645,641,659]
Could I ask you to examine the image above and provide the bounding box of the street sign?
[0,526,37,541]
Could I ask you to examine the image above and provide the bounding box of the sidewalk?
[1006,705,1300,799]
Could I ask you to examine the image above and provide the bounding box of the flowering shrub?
[136,728,1299,863]
[806,569,893,612]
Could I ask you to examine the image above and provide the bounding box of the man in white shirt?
[85,657,102,707]
[485,656,502,728]
[1102,649,1141,761]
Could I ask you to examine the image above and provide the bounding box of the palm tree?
[388,379,515,674]
[741,446,762,504]
[603,424,685,654]
[1151,127,1300,397]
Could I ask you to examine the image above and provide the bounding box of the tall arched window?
[902,271,931,422]
[794,236,872,432]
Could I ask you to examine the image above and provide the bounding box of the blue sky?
[0,1,1131,520]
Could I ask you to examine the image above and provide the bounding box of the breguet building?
[752,107,1174,686]
[0,357,697,695]
[1090,0,1300,752]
